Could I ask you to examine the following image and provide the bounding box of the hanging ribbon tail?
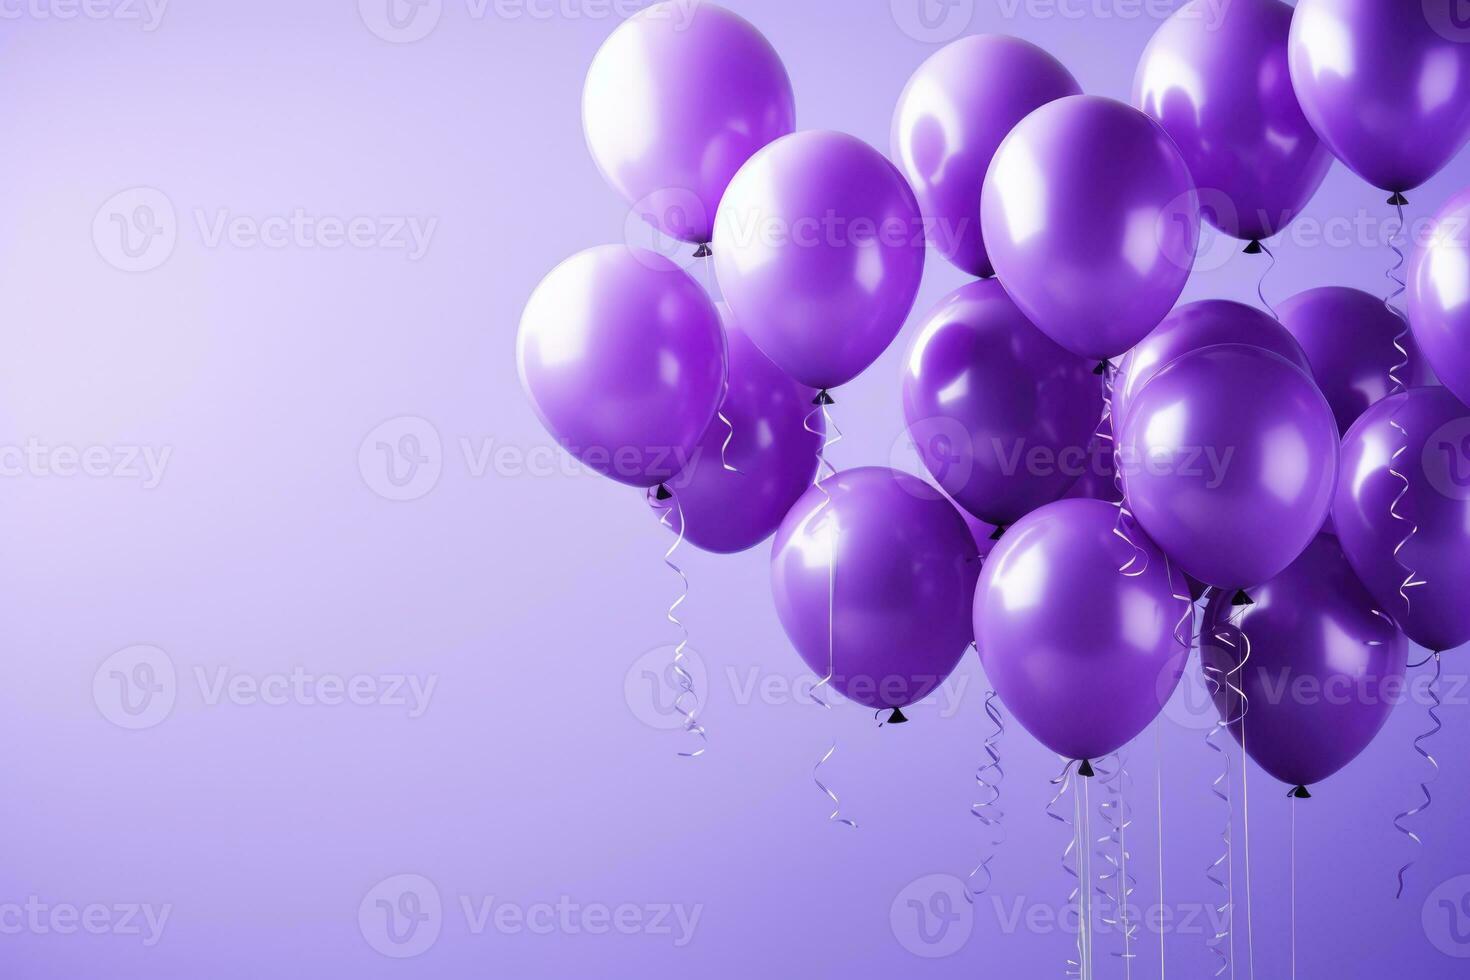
[966,689,1006,904]
[1385,198,1427,620]
[1250,239,1279,320]
[1394,651,1442,899]
[1200,586,1250,977]
[657,491,706,758]
[1100,362,1149,579]
[1094,754,1139,967]
[1045,758,1084,978]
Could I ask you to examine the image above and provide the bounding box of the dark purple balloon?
[1120,343,1340,589]
[518,246,725,488]
[974,498,1192,762]
[771,467,976,710]
[1289,0,1470,193]
[1333,387,1470,652]
[981,94,1200,360]
[1408,187,1470,409]
[892,34,1080,277]
[1113,299,1312,429]
[901,279,1102,526]
[713,130,925,391]
[1201,533,1408,789]
[649,307,820,554]
[1281,285,1434,436]
[1136,0,1331,241]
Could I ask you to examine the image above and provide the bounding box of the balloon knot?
[988,524,1007,541]
[1077,759,1095,778]
[692,242,712,258]
[1243,239,1263,255]
[1231,589,1254,607]
[1093,360,1110,376]
[812,389,835,406]
[655,484,673,501]
[1387,192,1408,207]
[1291,785,1312,799]
[885,706,909,725]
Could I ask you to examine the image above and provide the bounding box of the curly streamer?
[802,399,855,828]
[1250,240,1279,321]
[1099,363,1149,578]
[1095,754,1139,975]
[657,493,706,758]
[1384,200,1426,617]
[1046,758,1087,979]
[966,686,1006,902]
[1394,651,1443,899]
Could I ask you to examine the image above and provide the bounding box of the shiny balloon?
[1281,285,1434,435]
[518,245,725,488]
[714,130,926,390]
[1333,387,1470,652]
[1201,534,1408,788]
[648,307,820,553]
[770,467,976,710]
[583,2,795,245]
[974,498,1191,762]
[1120,343,1340,589]
[901,279,1102,526]
[1288,0,1470,193]
[1135,0,1331,241]
[981,95,1200,360]
[892,34,1080,277]
[1408,187,1470,408]
[1113,299,1311,429]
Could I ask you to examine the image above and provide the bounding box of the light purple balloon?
[892,34,1080,277]
[583,2,795,245]
[1282,285,1434,435]
[1120,343,1340,590]
[1333,387,1470,652]
[1201,533,1408,789]
[981,95,1200,360]
[517,245,725,488]
[713,130,926,391]
[770,467,976,710]
[901,279,1101,526]
[974,498,1191,762]
[648,307,821,554]
[1409,187,1470,408]
[1113,299,1312,428]
[1288,0,1470,194]
[1136,0,1331,242]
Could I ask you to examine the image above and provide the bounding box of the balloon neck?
[1092,360,1110,376]
[1077,759,1095,778]
[884,706,909,725]
[1231,589,1254,607]
[813,389,835,406]
[693,242,712,258]
[655,484,673,501]
[988,524,1008,542]
[1387,192,1408,207]
[1242,239,1263,255]
[1290,785,1312,799]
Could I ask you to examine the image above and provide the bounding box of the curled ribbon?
[1394,650,1443,899]
[657,491,706,758]
[1046,758,1087,979]
[1099,363,1148,578]
[1095,754,1138,973]
[966,685,1006,902]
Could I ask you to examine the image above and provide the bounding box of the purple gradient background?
[0,1,1466,976]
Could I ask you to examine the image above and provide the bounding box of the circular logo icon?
[624,644,710,731]
[1423,874,1470,958]
[1422,416,1470,501]
[94,645,177,730]
[358,0,442,43]
[359,873,443,958]
[1154,185,1230,275]
[359,416,443,501]
[890,873,973,958]
[890,0,975,43]
[1424,0,1470,43]
[1161,649,1220,733]
[93,187,177,273]
[890,416,974,501]
[623,189,707,272]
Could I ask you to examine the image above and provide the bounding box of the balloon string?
[1081,774,1096,980]
[1239,716,1257,980]
[1384,201,1425,618]
[1252,241,1279,321]
[1154,720,1167,980]
[966,684,1006,902]
[1100,362,1148,577]
[1095,754,1138,974]
[803,401,854,828]
[658,491,706,757]
[1046,758,1084,978]
[1290,798,1297,980]
[1394,650,1442,898]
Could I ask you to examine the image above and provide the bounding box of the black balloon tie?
[1093,360,1109,376]
[692,242,712,258]
[1387,191,1408,207]
[988,524,1007,542]
[1231,589,1254,607]
[876,706,909,726]
[812,389,834,406]
[1077,759,1095,778]
[1242,239,1263,255]
[1290,785,1312,799]
[655,483,672,501]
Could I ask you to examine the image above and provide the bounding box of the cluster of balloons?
[519,0,1470,796]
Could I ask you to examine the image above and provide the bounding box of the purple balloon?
[981,95,1200,360]
[770,467,976,710]
[1333,387,1470,652]
[901,279,1102,526]
[1136,0,1331,241]
[974,498,1191,762]
[1201,533,1408,789]
[713,130,926,391]
[1409,187,1470,408]
[648,307,821,553]
[582,2,794,245]
[892,34,1080,277]
[518,245,725,488]
[1282,285,1434,435]
[1114,299,1312,428]
[1288,0,1470,193]
[1120,343,1340,589]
